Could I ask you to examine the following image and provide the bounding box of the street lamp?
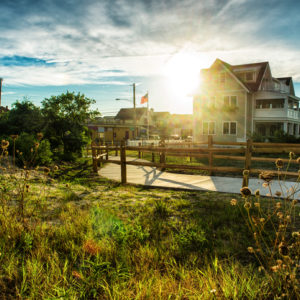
[115,83,137,138]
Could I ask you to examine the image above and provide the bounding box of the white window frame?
[202,121,216,135]
[245,72,255,82]
[223,95,238,107]
[223,121,237,135]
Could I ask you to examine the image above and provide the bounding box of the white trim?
[223,95,238,107]
[258,63,269,91]
[222,121,237,135]
[202,120,216,135]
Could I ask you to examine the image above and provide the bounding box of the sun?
[164,53,202,97]
[163,52,204,113]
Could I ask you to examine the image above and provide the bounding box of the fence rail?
[91,136,300,184]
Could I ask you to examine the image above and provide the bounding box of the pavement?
[99,156,300,198]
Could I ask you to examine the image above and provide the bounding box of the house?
[87,107,151,144]
[193,59,300,142]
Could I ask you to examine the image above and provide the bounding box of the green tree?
[41,91,99,160]
[0,100,44,135]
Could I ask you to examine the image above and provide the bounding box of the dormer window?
[245,72,254,81]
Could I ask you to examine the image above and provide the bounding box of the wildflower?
[43,167,50,175]
[271,265,279,272]
[259,218,265,223]
[1,140,9,149]
[278,241,289,256]
[275,191,282,197]
[247,247,255,253]
[37,132,43,140]
[262,182,269,188]
[297,157,300,164]
[243,169,250,177]
[34,142,39,148]
[275,158,284,169]
[292,199,298,206]
[286,215,291,222]
[259,171,274,182]
[4,151,8,156]
[72,271,82,280]
[276,202,281,209]
[289,152,295,159]
[19,152,23,155]
[230,199,237,206]
[210,289,216,294]
[53,165,59,171]
[240,187,251,197]
[276,259,283,265]
[258,266,264,272]
[277,212,284,219]
[254,189,260,197]
[254,202,260,208]
[292,232,299,238]
[244,201,251,209]
[30,148,34,153]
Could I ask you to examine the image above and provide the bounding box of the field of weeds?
[0,152,299,299]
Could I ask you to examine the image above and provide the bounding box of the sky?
[1,0,300,115]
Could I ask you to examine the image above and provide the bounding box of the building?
[193,59,300,142]
[88,107,151,144]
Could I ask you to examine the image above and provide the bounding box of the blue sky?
[1,0,300,115]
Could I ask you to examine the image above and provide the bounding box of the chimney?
[0,78,3,107]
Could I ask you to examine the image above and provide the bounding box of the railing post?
[120,140,127,184]
[160,139,166,170]
[92,146,98,173]
[189,142,192,162]
[106,144,109,160]
[208,135,213,176]
[151,142,155,163]
[115,146,118,156]
[138,142,141,159]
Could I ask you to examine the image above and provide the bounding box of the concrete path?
[99,156,300,198]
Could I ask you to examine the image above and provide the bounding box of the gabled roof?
[115,107,147,120]
[277,77,295,95]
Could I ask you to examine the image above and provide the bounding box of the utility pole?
[0,78,3,107]
[133,83,137,138]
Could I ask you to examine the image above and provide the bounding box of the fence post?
[120,140,127,184]
[160,139,166,170]
[138,142,141,159]
[106,144,109,160]
[208,135,213,176]
[92,146,98,173]
[189,142,192,162]
[151,142,155,162]
[115,146,118,156]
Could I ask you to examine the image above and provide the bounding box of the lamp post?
[115,83,137,138]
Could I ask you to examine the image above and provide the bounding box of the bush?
[14,133,52,166]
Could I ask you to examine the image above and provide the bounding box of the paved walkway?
[99,156,300,198]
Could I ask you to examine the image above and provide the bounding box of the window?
[245,72,254,81]
[220,72,225,84]
[203,121,216,135]
[223,122,237,135]
[223,95,237,107]
[256,99,284,109]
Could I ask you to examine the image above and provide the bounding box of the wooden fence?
[91,136,300,184]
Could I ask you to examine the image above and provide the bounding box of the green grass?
[0,158,299,299]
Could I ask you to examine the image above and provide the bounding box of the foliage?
[41,91,99,160]
[0,100,44,135]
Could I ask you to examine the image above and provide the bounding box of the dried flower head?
[297,157,300,164]
[247,247,254,253]
[83,239,101,256]
[10,134,18,140]
[271,265,279,272]
[43,167,50,175]
[254,202,260,208]
[72,270,82,280]
[292,199,298,206]
[230,199,237,206]
[53,165,59,171]
[243,169,250,177]
[240,187,251,197]
[262,182,269,188]
[34,142,39,148]
[259,218,265,223]
[1,140,9,149]
[289,152,295,159]
[37,132,43,140]
[254,189,260,197]
[275,158,284,169]
[244,201,251,209]
[278,241,288,256]
[292,232,299,238]
[276,202,281,209]
[30,148,34,153]
[275,191,282,197]
[259,171,274,182]
[277,212,284,219]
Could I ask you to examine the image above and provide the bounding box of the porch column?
[283,122,288,134]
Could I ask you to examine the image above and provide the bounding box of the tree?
[0,100,44,135]
[41,91,99,160]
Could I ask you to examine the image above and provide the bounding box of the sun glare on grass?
[164,52,204,113]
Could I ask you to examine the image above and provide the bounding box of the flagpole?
[147,91,149,140]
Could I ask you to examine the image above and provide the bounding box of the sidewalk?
[99,156,300,198]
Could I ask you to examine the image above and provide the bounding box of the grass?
[0,157,299,299]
